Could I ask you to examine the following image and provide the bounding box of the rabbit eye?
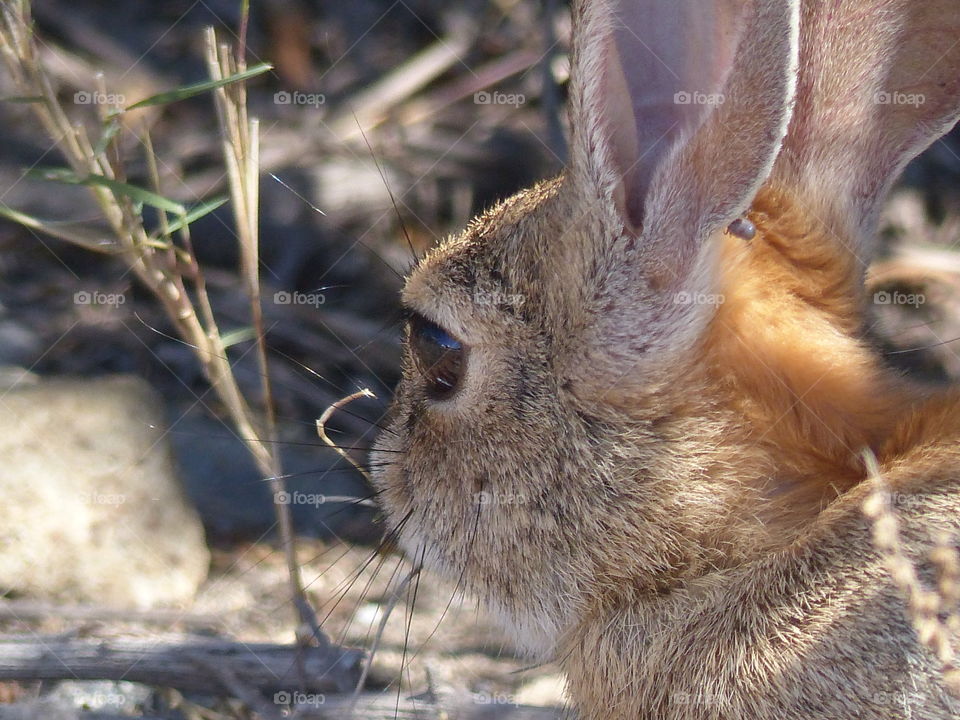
[407,313,466,400]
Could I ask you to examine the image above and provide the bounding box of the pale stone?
[0,375,209,608]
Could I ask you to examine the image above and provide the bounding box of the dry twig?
[862,449,960,696]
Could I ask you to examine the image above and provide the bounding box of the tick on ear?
[727,217,756,241]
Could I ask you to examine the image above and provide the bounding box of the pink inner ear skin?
[770,0,960,256]
[569,0,798,301]
[604,1,750,226]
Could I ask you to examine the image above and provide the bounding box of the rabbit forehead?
[401,170,720,366]
[401,177,572,337]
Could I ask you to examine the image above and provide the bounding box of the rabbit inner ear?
[561,0,799,379]
[770,0,960,258]
[569,0,799,268]
[570,1,750,231]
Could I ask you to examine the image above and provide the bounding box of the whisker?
[268,344,388,402]
[134,311,379,409]
[132,312,200,349]
[149,425,404,453]
[349,560,420,715]
[311,511,412,624]
[404,480,485,667]
[335,542,397,648]
[268,172,327,216]
[350,309,405,355]
[396,543,425,717]
[354,114,422,269]
[297,535,365,573]
[308,535,401,627]
[883,335,960,355]
[312,492,383,523]
[263,512,401,623]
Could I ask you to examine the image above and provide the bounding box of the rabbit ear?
[771,0,960,257]
[568,0,798,272]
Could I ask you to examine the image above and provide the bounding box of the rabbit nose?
[727,217,756,240]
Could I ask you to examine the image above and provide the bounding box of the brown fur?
[371,0,960,717]
[704,187,920,530]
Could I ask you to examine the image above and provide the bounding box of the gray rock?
[0,375,209,608]
[169,413,378,544]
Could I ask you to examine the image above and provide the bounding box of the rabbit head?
[371,0,960,661]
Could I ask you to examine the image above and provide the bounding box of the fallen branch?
[324,691,565,719]
[0,635,363,696]
[0,600,223,629]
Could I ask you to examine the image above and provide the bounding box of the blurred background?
[0,0,958,717]
[0,1,572,717]
[0,0,567,546]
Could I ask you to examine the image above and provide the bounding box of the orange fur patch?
[705,186,920,524]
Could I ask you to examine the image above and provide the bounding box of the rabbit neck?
[704,184,919,523]
[579,184,922,598]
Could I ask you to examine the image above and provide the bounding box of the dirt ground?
[0,538,567,717]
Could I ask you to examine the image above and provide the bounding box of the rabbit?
[370,0,960,717]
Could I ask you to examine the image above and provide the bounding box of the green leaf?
[93,117,122,156]
[160,195,229,236]
[125,63,272,110]
[220,326,257,348]
[0,95,44,103]
[0,204,122,253]
[28,167,186,215]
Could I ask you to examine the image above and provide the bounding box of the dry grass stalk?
[201,25,326,653]
[0,0,328,657]
[316,389,376,483]
[862,449,960,696]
